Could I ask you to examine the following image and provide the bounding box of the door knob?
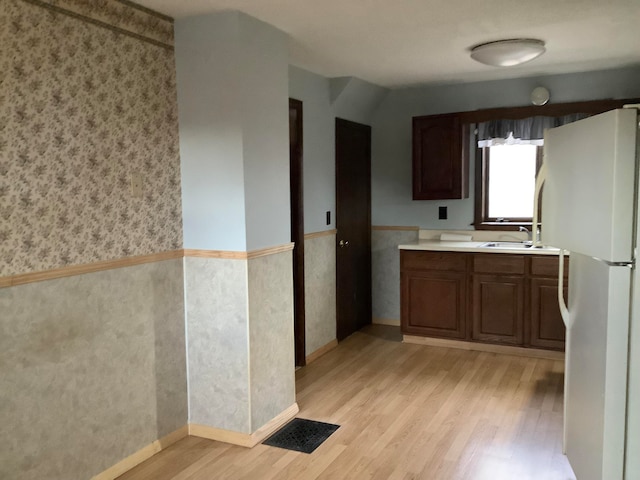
[339,240,349,247]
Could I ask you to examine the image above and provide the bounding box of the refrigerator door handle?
[558,249,572,328]
[558,249,572,455]
[533,162,547,247]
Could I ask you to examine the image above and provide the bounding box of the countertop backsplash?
[418,229,530,243]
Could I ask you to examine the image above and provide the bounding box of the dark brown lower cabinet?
[401,270,466,339]
[400,250,567,351]
[530,277,567,350]
[471,274,524,345]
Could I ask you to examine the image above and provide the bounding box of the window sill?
[473,222,532,231]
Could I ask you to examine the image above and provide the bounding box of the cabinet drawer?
[473,254,525,274]
[531,255,569,278]
[401,251,466,272]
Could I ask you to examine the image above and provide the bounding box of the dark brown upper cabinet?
[412,114,469,200]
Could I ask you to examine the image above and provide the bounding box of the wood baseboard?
[305,339,339,364]
[189,403,299,448]
[402,335,565,361]
[372,317,400,326]
[91,426,188,480]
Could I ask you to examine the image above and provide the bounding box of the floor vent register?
[262,418,340,454]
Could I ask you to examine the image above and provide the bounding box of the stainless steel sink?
[479,241,533,249]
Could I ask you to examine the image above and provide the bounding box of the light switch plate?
[131,173,143,198]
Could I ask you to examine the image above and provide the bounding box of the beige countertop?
[398,240,562,255]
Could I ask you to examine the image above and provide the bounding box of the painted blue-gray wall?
[176,12,290,251]
[331,76,389,126]
[371,65,640,229]
[175,13,247,251]
[288,67,389,233]
[239,14,291,252]
[289,66,336,234]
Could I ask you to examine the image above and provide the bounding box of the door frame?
[290,98,306,366]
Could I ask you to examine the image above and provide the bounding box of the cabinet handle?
[339,240,349,248]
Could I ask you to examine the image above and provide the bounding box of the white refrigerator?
[540,108,640,480]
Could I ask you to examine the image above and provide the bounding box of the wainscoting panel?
[248,251,296,430]
[184,256,251,433]
[372,227,419,325]
[0,259,187,480]
[304,232,337,355]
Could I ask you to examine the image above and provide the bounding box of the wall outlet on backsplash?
[131,173,143,198]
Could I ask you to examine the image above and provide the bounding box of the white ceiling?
[136,0,640,88]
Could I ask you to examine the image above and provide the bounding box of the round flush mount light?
[530,86,550,106]
[470,39,546,67]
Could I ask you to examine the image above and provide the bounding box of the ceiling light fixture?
[470,39,546,67]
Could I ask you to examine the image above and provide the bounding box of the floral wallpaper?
[26,0,174,48]
[0,0,183,277]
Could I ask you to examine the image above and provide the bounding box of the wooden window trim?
[457,98,639,124]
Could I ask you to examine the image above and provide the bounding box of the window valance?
[477,113,590,147]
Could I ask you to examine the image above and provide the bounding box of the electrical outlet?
[131,173,143,198]
[438,206,447,220]
[326,211,331,225]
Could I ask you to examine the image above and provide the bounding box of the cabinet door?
[401,270,467,339]
[530,277,566,350]
[471,274,524,345]
[412,114,469,200]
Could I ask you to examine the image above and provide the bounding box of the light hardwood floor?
[117,325,576,480]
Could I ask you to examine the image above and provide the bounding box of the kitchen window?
[473,115,569,230]
[475,142,542,228]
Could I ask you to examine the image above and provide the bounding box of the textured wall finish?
[185,257,251,433]
[185,252,296,436]
[248,251,295,430]
[0,259,187,480]
[304,233,337,355]
[0,0,182,277]
[372,228,419,324]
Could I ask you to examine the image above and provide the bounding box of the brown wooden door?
[401,270,467,339]
[472,274,524,345]
[530,277,567,350]
[335,118,371,341]
[289,99,305,366]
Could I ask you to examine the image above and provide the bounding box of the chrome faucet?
[519,226,532,242]
[520,225,541,244]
